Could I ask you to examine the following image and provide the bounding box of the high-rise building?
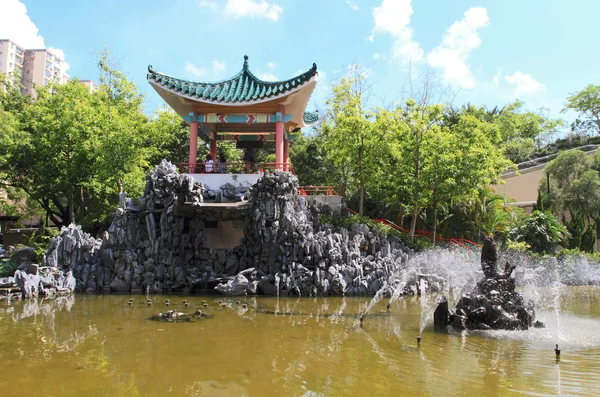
[0,38,86,96]
[0,39,26,85]
[79,79,98,93]
[22,48,70,96]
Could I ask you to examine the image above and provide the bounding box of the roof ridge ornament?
[243,55,249,70]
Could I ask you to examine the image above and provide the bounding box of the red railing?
[179,162,295,175]
[347,208,482,252]
[298,186,346,196]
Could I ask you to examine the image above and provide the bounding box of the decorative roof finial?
[243,55,249,70]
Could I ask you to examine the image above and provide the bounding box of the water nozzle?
[359,315,364,327]
[386,303,391,311]
[555,344,560,357]
[417,335,422,344]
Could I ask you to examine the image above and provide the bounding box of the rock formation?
[433,236,541,331]
[0,243,76,301]
[44,160,414,296]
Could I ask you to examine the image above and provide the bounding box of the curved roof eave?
[148,57,319,128]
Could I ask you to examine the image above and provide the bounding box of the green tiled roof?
[147,55,317,104]
[303,111,319,125]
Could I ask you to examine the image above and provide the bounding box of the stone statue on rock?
[434,236,543,331]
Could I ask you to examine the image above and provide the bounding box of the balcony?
[179,161,293,191]
[178,161,344,211]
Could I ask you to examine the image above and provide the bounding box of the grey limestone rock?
[43,162,411,297]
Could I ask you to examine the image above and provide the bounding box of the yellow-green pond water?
[1,288,599,396]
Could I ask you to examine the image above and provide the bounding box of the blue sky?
[2,0,599,130]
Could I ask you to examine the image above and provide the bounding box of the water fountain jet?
[433,236,537,331]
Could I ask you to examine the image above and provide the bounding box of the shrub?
[25,227,59,262]
[509,210,570,254]
[0,259,19,277]
[319,213,433,251]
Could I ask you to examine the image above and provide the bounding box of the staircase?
[347,208,482,260]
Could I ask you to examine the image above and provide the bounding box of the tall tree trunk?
[432,197,438,246]
[410,203,419,242]
[358,138,364,216]
[68,190,75,226]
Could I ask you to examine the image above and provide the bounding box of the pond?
[1,287,599,396]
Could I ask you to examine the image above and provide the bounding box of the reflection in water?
[0,291,599,396]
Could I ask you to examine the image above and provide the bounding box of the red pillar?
[283,139,290,172]
[189,121,198,173]
[275,107,284,171]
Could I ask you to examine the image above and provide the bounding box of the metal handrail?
[348,208,482,249]
[298,186,346,196]
[179,162,295,175]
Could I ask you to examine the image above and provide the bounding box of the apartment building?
[79,79,98,93]
[0,38,80,96]
[21,48,70,96]
[0,39,26,84]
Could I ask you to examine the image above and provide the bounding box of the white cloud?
[346,0,359,11]
[0,1,70,73]
[185,62,207,78]
[370,0,423,63]
[224,0,283,21]
[257,72,278,81]
[505,71,546,97]
[198,0,218,11]
[185,60,229,80]
[0,0,45,48]
[48,47,70,73]
[267,61,277,70]
[212,60,226,74]
[426,7,489,89]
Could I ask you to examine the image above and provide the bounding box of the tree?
[374,100,444,241]
[146,107,191,167]
[289,131,344,186]
[321,64,377,215]
[0,51,179,229]
[423,113,512,243]
[1,80,97,227]
[543,150,600,224]
[446,101,562,163]
[540,149,600,251]
[563,84,600,136]
[510,210,569,254]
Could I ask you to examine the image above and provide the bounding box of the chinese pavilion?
[147,55,319,172]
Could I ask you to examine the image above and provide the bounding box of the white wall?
[188,173,263,191]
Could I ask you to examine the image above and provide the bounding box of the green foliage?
[540,149,600,252]
[0,50,196,231]
[445,101,562,163]
[563,209,586,249]
[146,107,191,166]
[319,213,433,251]
[510,210,570,254]
[290,131,343,186]
[321,65,379,215]
[505,240,531,252]
[563,84,600,136]
[0,258,19,277]
[26,227,60,262]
